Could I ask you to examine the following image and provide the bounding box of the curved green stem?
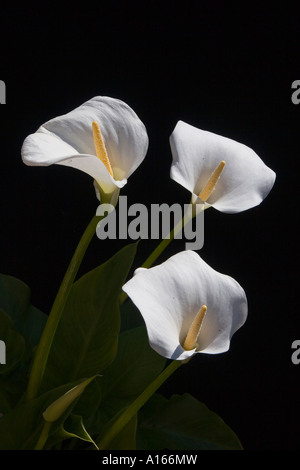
[26,214,102,402]
[97,359,182,450]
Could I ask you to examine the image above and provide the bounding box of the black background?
[0,1,299,451]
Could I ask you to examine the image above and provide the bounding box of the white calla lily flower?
[170,121,276,213]
[21,96,149,202]
[123,250,247,361]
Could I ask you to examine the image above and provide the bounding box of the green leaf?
[43,376,97,422]
[83,326,166,436]
[0,275,47,409]
[43,413,98,450]
[62,414,99,449]
[0,274,47,349]
[137,393,243,450]
[41,243,138,392]
[0,308,25,374]
[69,374,103,426]
[0,308,27,411]
[0,377,95,450]
[120,298,144,332]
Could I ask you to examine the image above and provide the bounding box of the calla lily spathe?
[21,96,149,201]
[170,121,276,213]
[122,250,247,361]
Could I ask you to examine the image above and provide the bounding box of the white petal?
[170,121,276,213]
[21,96,148,193]
[21,131,121,194]
[56,155,127,194]
[123,251,247,360]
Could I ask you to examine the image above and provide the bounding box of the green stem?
[141,215,187,269]
[142,201,207,269]
[34,421,52,450]
[26,214,102,402]
[97,359,182,450]
[119,204,201,306]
